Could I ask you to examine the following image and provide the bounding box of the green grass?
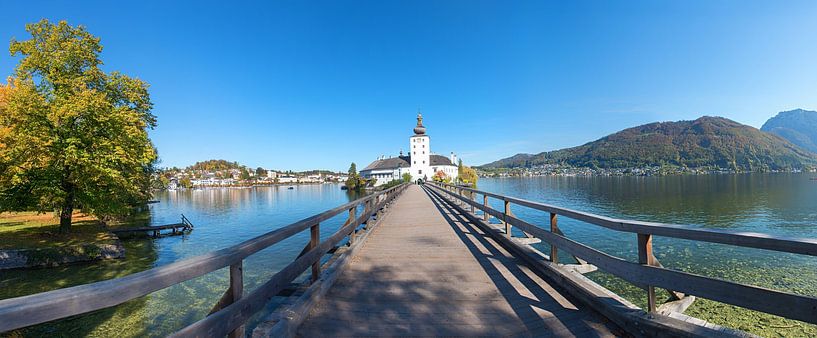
[0,212,116,250]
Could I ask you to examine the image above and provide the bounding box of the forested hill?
[761,109,817,153]
[187,159,244,171]
[480,116,817,171]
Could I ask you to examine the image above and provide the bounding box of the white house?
[360,113,459,186]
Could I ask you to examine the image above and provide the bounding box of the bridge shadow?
[298,185,623,337]
[419,185,623,337]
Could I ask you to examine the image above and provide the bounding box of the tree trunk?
[59,182,75,234]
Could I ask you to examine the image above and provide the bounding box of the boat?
[287,186,295,190]
[340,186,348,190]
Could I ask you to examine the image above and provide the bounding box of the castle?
[360,114,458,185]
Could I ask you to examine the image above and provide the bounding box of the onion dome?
[413,113,426,135]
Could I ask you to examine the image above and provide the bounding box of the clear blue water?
[478,173,817,336]
[5,175,817,337]
[2,183,365,337]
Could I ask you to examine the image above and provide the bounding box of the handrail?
[0,183,409,334]
[426,181,817,325]
[433,182,817,256]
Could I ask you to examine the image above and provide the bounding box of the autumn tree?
[0,20,158,233]
[432,170,448,182]
[459,165,479,187]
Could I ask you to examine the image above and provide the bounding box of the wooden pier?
[295,184,619,336]
[1,182,816,337]
[110,214,194,237]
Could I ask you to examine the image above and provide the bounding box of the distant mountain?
[761,109,817,153]
[481,116,817,171]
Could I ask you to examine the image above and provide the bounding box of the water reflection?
[2,183,363,337]
[480,174,817,336]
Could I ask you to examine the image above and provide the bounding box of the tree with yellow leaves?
[0,20,158,233]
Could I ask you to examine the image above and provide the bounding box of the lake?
[1,184,366,337]
[479,173,817,336]
[2,174,816,337]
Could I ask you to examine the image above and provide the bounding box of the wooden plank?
[258,185,396,337]
[297,185,619,337]
[428,183,817,325]
[111,223,188,234]
[658,296,697,316]
[483,194,489,222]
[432,182,817,257]
[503,200,511,238]
[228,262,244,338]
[171,185,408,337]
[426,184,752,338]
[637,233,657,313]
[310,224,320,283]
[550,213,558,264]
[0,183,408,333]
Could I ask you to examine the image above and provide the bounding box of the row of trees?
[0,20,157,233]
[432,159,478,186]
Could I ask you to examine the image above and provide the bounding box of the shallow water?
[478,173,817,336]
[3,175,816,337]
[1,183,365,337]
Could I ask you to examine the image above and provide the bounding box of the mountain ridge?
[480,116,817,171]
[761,109,817,153]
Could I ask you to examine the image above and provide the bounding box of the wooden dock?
[297,184,619,337]
[110,214,194,238]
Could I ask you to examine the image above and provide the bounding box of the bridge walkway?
[297,184,622,337]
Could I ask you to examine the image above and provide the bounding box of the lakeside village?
[478,163,817,178]
[154,165,350,190]
[153,114,481,191]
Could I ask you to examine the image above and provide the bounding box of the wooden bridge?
[1,182,816,337]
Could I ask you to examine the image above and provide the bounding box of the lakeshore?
[1,175,816,336]
[479,163,817,178]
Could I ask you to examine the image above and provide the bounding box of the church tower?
[409,113,431,180]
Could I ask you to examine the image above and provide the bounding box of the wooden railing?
[0,183,409,336]
[426,181,817,325]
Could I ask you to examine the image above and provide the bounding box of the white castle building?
[360,114,458,185]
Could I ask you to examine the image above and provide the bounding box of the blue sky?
[2,1,816,171]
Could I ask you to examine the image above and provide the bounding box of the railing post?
[348,207,357,245]
[550,213,559,263]
[483,194,489,222]
[228,261,244,338]
[637,233,657,313]
[503,200,511,238]
[310,223,320,283]
[470,191,475,213]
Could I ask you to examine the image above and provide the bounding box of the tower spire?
[413,111,426,135]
